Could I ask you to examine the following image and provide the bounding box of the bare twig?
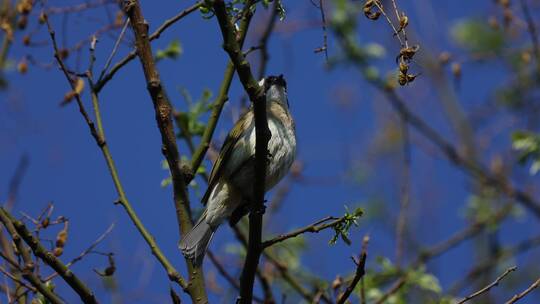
[336,238,368,304]
[0,209,64,304]
[335,30,540,218]
[374,204,512,304]
[233,226,332,304]
[450,234,540,295]
[0,267,36,293]
[504,277,540,304]
[257,0,279,79]
[189,3,254,181]
[123,1,207,301]
[212,1,270,302]
[313,0,329,61]
[395,118,410,266]
[456,266,516,304]
[5,155,29,211]
[45,0,116,15]
[97,18,130,82]
[262,216,345,248]
[94,1,202,92]
[44,223,115,282]
[43,10,189,293]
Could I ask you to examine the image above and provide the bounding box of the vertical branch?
[122,1,207,302]
[395,118,410,266]
[43,10,190,294]
[212,1,270,302]
[190,7,255,177]
[256,0,279,80]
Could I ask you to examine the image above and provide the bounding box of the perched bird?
[179,75,296,265]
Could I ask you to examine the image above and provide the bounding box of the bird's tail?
[179,210,215,266]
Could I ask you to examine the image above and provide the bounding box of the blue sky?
[1,0,539,303]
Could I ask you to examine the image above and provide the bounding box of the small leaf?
[155,40,183,62]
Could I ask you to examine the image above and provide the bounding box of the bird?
[179,74,296,266]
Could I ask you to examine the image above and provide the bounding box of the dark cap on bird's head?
[264,74,287,91]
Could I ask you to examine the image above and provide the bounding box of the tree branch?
[189,4,254,180]
[94,1,202,92]
[123,0,207,301]
[457,266,516,304]
[212,1,270,303]
[0,208,90,304]
[262,216,344,248]
[43,11,190,292]
[505,277,540,304]
[336,244,368,304]
[333,29,540,219]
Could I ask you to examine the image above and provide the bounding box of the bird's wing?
[202,109,254,205]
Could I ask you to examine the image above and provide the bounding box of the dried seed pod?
[38,11,47,24]
[396,12,408,34]
[53,247,63,257]
[332,275,343,290]
[396,45,420,63]
[56,223,68,248]
[521,51,532,64]
[364,0,381,20]
[22,35,31,46]
[16,0,33,15]
[503,8,513,27]
[41,217,50,229]
[451,62,462,79]
[1,21,14,41]
[17,15,28,30]
[399,61,409,74]
[58,48,69,60]
[438,51,451,65]
[488,16,499,30]
[17,59,28,74]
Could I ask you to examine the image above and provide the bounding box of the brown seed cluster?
[363,0,420,86]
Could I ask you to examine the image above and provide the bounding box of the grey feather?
[179,213,215,266]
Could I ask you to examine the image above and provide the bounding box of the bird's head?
[259,74,289,108]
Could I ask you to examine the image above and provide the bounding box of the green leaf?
[155,40,183,62]
[511,131,540,175]
[451,19,504,54]
[415,273,442,294]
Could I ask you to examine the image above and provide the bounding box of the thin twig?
[189,10,254,181]
[0,209,64,304]
[372,1,404,46]
[97,18,130,82]
[123,1,207,301]
[504,277,540,304]
[0,267,36,293]
[395,118,410,266]
[456,266,516,304]
[5,155,29,211]
[373,204,512,304]
[44,223,115,281]
[262,216,344,248]
[450,234,540,295]
[44,9,189,292]
[313,0,329,61]
[336,238,368,304]
[334,30,540,218]
[94,1,202,92]
[212,1,270,303]
[390,0,408,47]
[1,208,96,303]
